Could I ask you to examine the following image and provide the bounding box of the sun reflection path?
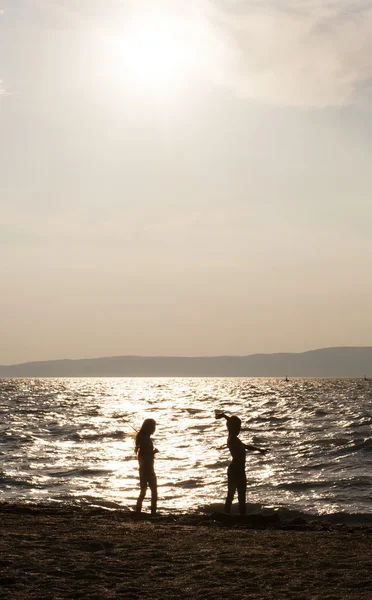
[91,378,280,512]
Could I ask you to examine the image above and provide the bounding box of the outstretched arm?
[245,443,269,455]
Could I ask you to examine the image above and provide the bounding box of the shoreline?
[1,503,372,599]
[2,500,372,526]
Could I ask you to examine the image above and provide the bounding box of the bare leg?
[136,487,146,513]
[237,481,247,516]
[150,490,158,515]
[224,492,235,513]
[149,473,158,516]
[225,467,236,513]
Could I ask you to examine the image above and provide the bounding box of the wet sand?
[1,504,372,599]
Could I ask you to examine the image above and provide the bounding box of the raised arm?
[215,410,229,421]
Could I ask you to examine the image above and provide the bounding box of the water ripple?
[0,377,371,517]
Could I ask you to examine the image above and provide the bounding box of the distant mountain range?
[0,347,371,377]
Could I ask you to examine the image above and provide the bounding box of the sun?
[113,18,197,90]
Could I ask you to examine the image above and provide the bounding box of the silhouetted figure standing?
[215,411,268,515]
[135,418,158,516]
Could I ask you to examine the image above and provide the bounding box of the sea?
[1,377,371,523]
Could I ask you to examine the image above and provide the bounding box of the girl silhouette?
[135,418,158,515]
[216,411,268,515]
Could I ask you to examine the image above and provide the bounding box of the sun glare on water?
[113,18,197,90]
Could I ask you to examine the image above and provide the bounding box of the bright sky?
[1,0,372,365]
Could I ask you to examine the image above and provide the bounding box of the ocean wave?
[275,480,330,491]
[338,476,372,488]
[70,430,125,442]
[47,468,113,478]
[276,508,372,526]
[275,476,372,491]
[0,473,34,488]
[301,462,332,471]
[1,377,371,516]
[0,431,35,445]
[189,425,210,431]
[346,417,372,428]
[314,409,328,416]
[197,502,372,525]
[307,437,349,446]
[334,438,372,454]
[352,438,372,451]
[174,478,203,489]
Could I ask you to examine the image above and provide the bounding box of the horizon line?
[2,345,372,368]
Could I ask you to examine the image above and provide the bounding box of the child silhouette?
[216,411,268,515]
[135,418,158,516]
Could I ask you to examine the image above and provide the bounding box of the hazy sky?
[1,0,372,364]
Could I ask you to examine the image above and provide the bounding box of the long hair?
[135,418,156,454]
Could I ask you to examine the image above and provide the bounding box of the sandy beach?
[1,504,371,599]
